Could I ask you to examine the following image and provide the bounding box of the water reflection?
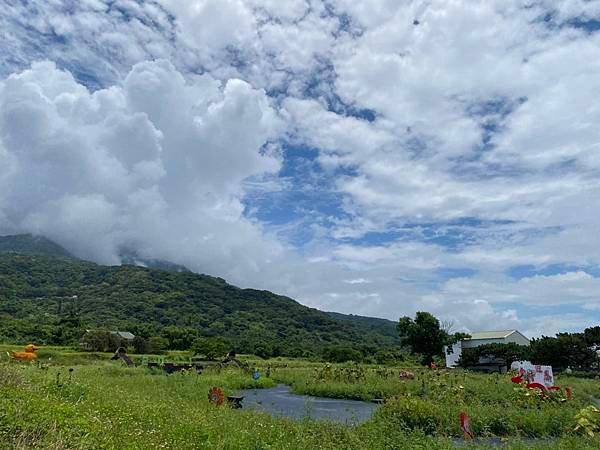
[237,384,378,425]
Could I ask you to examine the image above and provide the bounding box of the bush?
[147,336,168,354]
[253,344,273,359]
[379,397,447,435]
[160,326,198,351]
[79,330,124,352]
[458,343,530,368]
[374,349,405,365]
[322,346,363,363]
[132,336,149,354]
[190,337,230,360]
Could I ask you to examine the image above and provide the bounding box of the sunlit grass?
[1,348,599,449]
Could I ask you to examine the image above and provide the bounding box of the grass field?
[1,345,599,449]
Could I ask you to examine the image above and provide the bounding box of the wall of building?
[461,333,530,349]
[461,338,507,349]
[445,332,530,368]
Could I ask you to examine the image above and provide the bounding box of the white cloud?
[159,0,257,54]
[344,278,370,284]
[1,0,599,336]
[0,60,284,275]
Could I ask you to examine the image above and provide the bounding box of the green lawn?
[1,347,599,449]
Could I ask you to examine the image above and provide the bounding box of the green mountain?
[0,235,190,273]
[0,249,402,357]
[325,311,399,341]
[119,249,191,273]
[0,234,73,258]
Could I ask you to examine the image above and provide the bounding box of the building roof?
[114,331,135,340]
[466,330,526,340]
[84,330,136,340]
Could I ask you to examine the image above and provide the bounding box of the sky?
[1,0,600,337]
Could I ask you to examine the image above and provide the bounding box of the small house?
[445,330,530,368]
[111,331,135,341]
[80,329,136,351]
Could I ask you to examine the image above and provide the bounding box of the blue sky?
[1,0,600,336]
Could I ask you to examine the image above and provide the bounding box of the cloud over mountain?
[0,60,283,272]
[1,0,600,336]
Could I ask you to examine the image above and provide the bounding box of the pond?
[237,385,379,425]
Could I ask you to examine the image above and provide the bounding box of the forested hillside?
[325,311,400,341]
[0,251,402,358]
[0,234,73,258]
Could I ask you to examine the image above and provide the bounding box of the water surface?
[237,384,378,425]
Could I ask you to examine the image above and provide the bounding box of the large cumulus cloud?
[0,60,283,275]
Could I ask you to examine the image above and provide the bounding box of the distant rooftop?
[85,330,135,340]
[114,331,135,340]
[467,330,523,340]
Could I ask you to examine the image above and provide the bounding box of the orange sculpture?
[10,344,39,361]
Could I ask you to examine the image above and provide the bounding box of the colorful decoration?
[526,382,546,391]
[566,387,573,399]
[9,344,39,361]
[459,412,473,440]
[399,370,415,380]
[208,387,225,406]
[510,361,554,387]
[252,370,261,381]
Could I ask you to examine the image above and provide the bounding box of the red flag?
[460,412,473,440]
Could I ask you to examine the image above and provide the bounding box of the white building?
[445,330,530,368]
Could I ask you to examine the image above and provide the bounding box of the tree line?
[398,311,600,370]
[0,253,402,361]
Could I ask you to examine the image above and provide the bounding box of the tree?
[80,330,123,352]
[322,345,363,363]
[190,337,231,360]
[398,312,448,365]
[530,333,596,369]
[583,326,600,369]
[253,344,273,359]
[374,349,405,365]
[160,326,199,350]
[132,336,150,354]
[458,343,530,368]
[584,326,600,348]
[147,336,168,354]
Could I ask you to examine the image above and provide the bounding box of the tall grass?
[1,349,599,449]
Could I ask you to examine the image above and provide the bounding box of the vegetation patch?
[1,351,600,449]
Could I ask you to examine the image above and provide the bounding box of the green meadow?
[1,346,599,449]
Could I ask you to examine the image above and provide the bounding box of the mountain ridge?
[0,234,74,258]
[0,234,401,356]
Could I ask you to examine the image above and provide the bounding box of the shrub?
[379,397,447,435]
[132,336,149,354]
[190,337,230,360]
[322,346,363,363]
[147,336,168,354]
[458,343,530,368]
[79,330,124,352]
